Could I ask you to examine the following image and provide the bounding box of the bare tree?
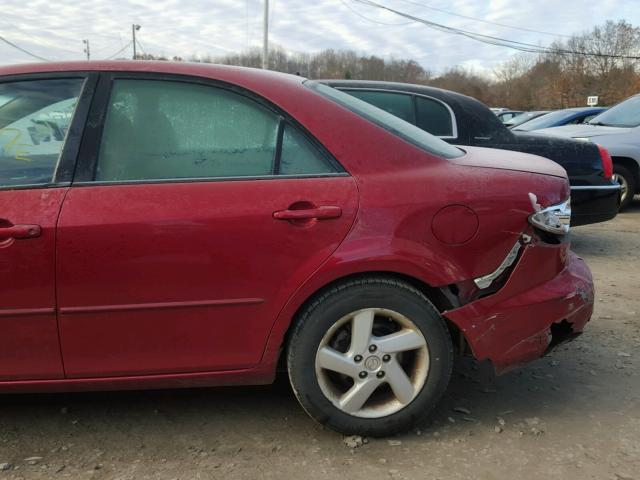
[135,21,640,110]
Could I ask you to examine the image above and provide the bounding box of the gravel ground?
[1,202,639,480]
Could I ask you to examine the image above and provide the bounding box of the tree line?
[137,20,640,109]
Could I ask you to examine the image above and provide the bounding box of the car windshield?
[305,81,463,159]
[588,95,640,127]
[513,110,573,131]
[506,111,548,128]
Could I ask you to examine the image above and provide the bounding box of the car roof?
[2,61,474,176]
[322,79,478,104]
[0,61,315,124]
[563,107,605,112]
[0,61,305,90]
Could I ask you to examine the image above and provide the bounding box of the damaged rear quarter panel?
[444,242,594,373]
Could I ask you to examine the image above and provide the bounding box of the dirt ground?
[1,203,639,480]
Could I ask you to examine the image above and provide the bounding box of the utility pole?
[262,0,269,69]
[82,39,90,60]
[132,24,141,59]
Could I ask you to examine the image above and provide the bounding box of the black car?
[323,80,620,226]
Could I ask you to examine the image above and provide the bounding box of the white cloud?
[1,0,639,75]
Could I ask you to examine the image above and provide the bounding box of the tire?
[613,164,636,210]
[287,276,454,437]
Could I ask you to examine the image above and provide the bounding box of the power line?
[353,0,640,60]
[0,34,50,61]
[339,0,412,26]
[136,38,148,56]
[392,0,572,38]
[104,41,133,60]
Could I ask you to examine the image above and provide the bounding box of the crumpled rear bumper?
[444,242,594,374]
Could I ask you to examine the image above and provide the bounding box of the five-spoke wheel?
[315,308,429,418]
[287,277,453,436]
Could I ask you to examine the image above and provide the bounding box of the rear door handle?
[273,206,342,220]
[0,224,42,240]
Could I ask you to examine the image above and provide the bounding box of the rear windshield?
[305,81,463,159]
[513,110,568,131]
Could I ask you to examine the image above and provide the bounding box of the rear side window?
[280,124,332,175]
[415,97,455,137]
[96,79,337,182]
[0,79,83,188]
[345,90,415,124]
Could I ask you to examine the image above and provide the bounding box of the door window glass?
[0,79,83,187]
[96,79,339,181]
[97,80,280,181]
[279,124,334,175]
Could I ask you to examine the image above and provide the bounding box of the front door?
[0,77,87,380]
[57,77,358,378]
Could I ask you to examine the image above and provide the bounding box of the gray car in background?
[504,110,550,129]
[538,94,640,209]
[496,110,523,122]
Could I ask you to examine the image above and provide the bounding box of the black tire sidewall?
[287,280,453,436]
[614,164,636,210]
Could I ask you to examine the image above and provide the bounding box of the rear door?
[0,75,93,380]
[57,75,358,378]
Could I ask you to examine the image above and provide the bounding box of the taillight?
[597,144,613,179]
[528,193,571,235]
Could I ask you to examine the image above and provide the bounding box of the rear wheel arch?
[611,157,639,209]
[612,156,639,188]
[284,273,456,435]
[278,272,464,364]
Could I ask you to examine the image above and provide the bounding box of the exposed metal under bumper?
[473,238,522,289]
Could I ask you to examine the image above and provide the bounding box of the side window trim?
[0,72,98,190]
[74,73,116,183]
[413,93,458,140]
[273,118,285,175]
[56,74,99,184]
[74,72,346,185]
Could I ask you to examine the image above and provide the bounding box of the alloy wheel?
[613,172,629,205]
[315,308,429,418]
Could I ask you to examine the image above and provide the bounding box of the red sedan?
[0,62,593,436]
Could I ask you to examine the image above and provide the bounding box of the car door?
[0,75,92,380]
[57,75,358,378]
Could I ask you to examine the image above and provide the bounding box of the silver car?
[537,94,640,209]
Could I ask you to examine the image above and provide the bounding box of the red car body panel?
[0,188,67,380]
[0,61,593,393]
[445,250,593,373]
[56,178,358,377]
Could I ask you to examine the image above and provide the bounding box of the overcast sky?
[1,0,639,75]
